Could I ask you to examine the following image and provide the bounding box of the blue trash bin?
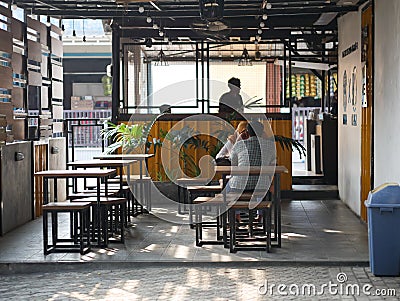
[365,183,400,276]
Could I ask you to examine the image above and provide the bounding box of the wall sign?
[342,42,359,58]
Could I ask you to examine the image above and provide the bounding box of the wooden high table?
[67,159,138,192]
[35,169,117,247]
[214,165,288,247]
[93,154,154,179]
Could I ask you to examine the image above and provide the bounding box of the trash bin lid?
[365,183,400,208]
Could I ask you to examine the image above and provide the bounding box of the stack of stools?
[42,202,91,255]
[71,196,127,246]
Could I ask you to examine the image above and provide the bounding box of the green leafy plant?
[274,135,306,159]
[100,115,159,154]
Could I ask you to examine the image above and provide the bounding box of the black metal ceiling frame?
[11,0,359,19]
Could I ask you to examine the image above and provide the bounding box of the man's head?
[228,77,241,93]
[246,121,264,137]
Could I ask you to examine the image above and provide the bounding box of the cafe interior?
[0,0,384,263]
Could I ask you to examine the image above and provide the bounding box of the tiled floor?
[0,200,369,264]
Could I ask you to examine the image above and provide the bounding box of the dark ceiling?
[9,0,368,63]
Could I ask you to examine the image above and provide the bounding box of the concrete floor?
[0,199,369,264]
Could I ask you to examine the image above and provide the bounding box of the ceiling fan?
[190,0,231,40]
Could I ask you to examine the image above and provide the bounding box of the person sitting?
[228,121,276,222]
[218,77,244,116]
[216,121,248,160]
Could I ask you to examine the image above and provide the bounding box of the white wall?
[374,1,400,186]
[338,11,363,216]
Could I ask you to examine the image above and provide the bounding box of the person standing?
[218,77,244,115]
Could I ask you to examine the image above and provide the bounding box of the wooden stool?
[42,202,91,255]
[228,200,272,253]
[72,197,127,245]
[187,184,222,227]
[176,178,211,214]
[193,196,226,247]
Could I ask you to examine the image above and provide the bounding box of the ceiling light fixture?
[146,16,152,23]
[155,48,168,66]
[257,28,262,34]
[153,23,158,30]
[159,30,164,37]
[266,3,272,9]
[262,14,268,20]
[11,0,17,10]
[260,21,265,28]
[138,6,145,13]
[145,37,153,48]
[82,19,86,42]
[238,47,252,66]
[46,16,51,27]
[72,19,76,37]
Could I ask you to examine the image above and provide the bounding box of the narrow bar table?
[67,159,137,192]
[93,154,154,179]
[35,169,117,247]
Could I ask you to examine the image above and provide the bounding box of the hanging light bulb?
[257,28,262,35]
[153,23,158,30]
[82,19,86,42]
[266,3,272,9]
[262,14,268,20]
[146,16,152,23]
[46,16,51,27]
[138,6,145,13]
[159,30,164,37]
[164,36,168,42]
[11,1,17,10]
[256,34,260,40]
[260,21,265,28]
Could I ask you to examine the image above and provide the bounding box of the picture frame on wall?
[351,114,357,126]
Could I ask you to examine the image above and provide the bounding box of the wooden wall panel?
[12,119,25,141]
[51,24,62,36]
[41,54,48,77]
[52,104,63,119]
[123,117,292,191]
[0,142,33,235]
[41,86,49,109]
[0,6,11,18]
[0,66,13,89]
[360,5,373,222]
[28,71,42,86]
[0,30,12,53]
[27,40,42,62]
[11,18,24,41]
[52,80,63,99]
[51,37,63,57]
[11,53,24,74]
[11,87,24,107]
[52,65,63,80]
[0,102,12,124]
[27,17,46,41]
[34,143,48,217]
[48,138,66,202]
